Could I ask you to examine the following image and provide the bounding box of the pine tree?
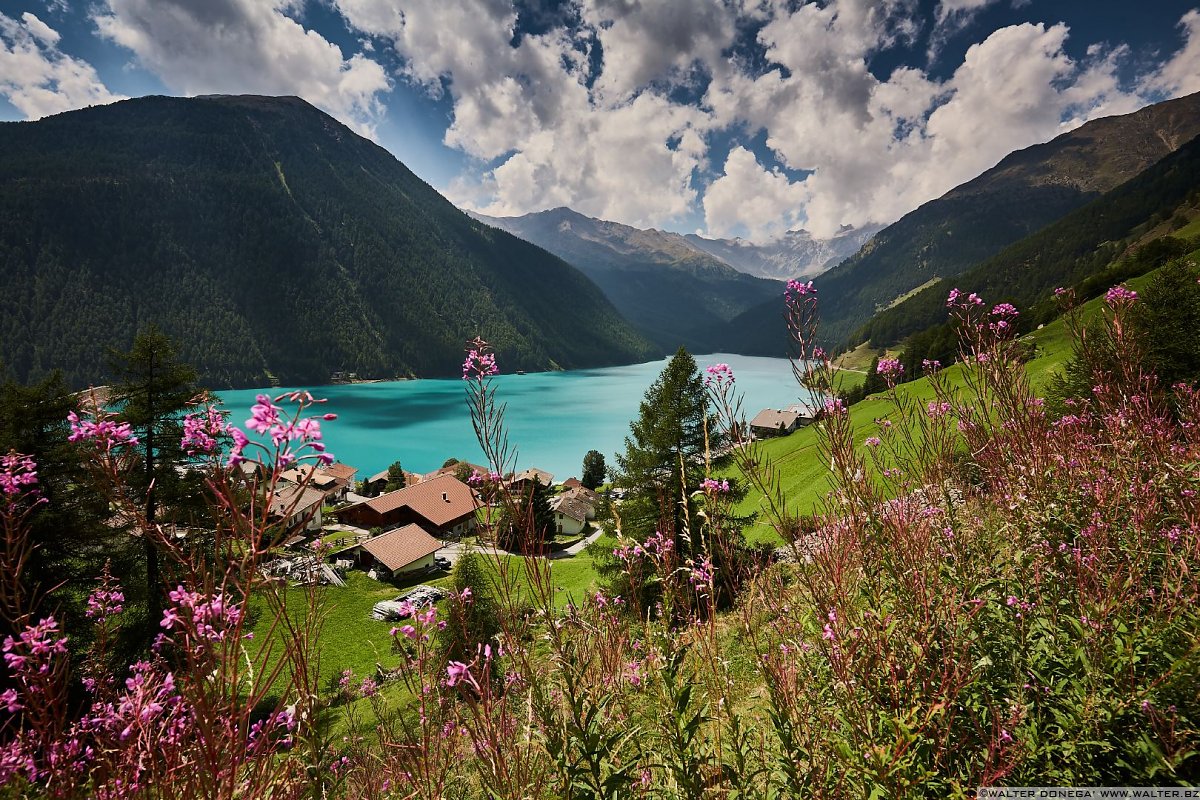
[383,460,407,492]
[108,325,203,627]
[436,552,500,674]
[1134,258,1200,387]
[496,480,554,553]
[611,347,714,546]
[581,450,606,490]
[0,374,122,640]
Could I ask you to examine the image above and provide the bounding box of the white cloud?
[581,0,736,101]
[93,0,391,135]
[705,9,1157,237]
[1149,10,1200,98]
[0,11,124,119]
[332,0,1200,239]
[333,0,712,226]
[703,146,807,241]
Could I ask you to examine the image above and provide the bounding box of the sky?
[1,1,1199,242]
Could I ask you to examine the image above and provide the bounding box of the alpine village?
[4,3,1200,798]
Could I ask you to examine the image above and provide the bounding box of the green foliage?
[108,324,205,626]
[857,133,1200,349]
[0,373,131,648]
[436,552,501,669]
[496,481,555,553]
[383,460,406,493]
[581,450,606,490]
[1048,259,1200,411]
[611,348,713,545]
[0,96,655,389]
[1133,258,1200,387]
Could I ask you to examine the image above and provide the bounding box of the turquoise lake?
[218,354,807,480]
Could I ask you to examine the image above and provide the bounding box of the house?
[347,524,443,579]
[508,467,554,493]
[750,407,811,438]
[363,468,424,496]
[339,474,479,538]
[268,484,326,534]
[561,486,599,513]
[561,477,583,490]
[279,465,342,502]
[549,494,591,537]
[321,462,359,501]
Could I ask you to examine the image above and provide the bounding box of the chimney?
[442,492,449,502]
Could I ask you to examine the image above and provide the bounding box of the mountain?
[469,207,783,352]
[0,96,656,389]
[683,225,882,282]
[857,130,1200,347]
[722,91,1200,355]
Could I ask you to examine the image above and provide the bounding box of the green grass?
[726,271,1175,544]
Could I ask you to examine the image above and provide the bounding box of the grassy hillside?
[728,267,1167,539]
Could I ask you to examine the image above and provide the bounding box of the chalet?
[339,474,479,538]
[347,524,443,579]
[561,477,583,490]
[321,462,359,500]
[268,484,326,534]
[508,467,554,493]
[549,494,591,537]
[363,468,424,496]
[750,406,815,438]
[561,486,599,512]
[279,465,342,502]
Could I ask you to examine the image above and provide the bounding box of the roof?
[349,473,479,527]
[424,461,489,481]
[366,469,424,486]
[510,467,554,487]
[279,465,340,490]
[750,408,802,430]
[561,477,583,489]
[359,524,443,572]
[269,484,326,518]
[550,494,591,523]
[562,486,599,506]
[322,463,358,482]
[783,402,819,418]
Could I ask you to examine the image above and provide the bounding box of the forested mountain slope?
[0,95,656,388]
[721,91,1200,355]
[471,207,782,352]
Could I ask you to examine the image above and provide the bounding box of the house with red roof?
[338,474,479,538]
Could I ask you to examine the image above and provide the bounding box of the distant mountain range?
[470,207,875,351]
[0,95,656,389]
[721,90,1200,355]
[682,225,881,282]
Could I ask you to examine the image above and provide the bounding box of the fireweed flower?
[180,407,230,455]
[700,477,730,494]
[1105,285,1138,306]
[704,362,735,388]
[462,348,498,380]
[67,411,139,450]
[876,358,904,387]
[0,452,39,497]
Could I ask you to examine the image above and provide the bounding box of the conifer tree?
[581,450,606,490]
[108,324,202,625]
[611,347,714,547]
[383,460,407,492]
